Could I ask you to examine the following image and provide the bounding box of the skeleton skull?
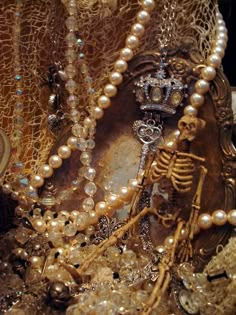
[178,115,206,141]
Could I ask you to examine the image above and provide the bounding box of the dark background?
[219,0,236,86]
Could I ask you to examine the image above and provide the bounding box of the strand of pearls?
[165,8,228,149]
[198,209,236,229]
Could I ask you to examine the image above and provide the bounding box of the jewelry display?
[0,0,235,315]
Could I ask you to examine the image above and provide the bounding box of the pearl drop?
[30,174,44,188]
[137,10,151,24]
[126,35,139,49]
[118,186,134,202]
[201,66,216,81]
[32,218,46,233]
[197,213,212,229]
[142,0,155,11]
[39,164,53,178]
[195,79,210,94]
[190,93,204,107]
[120,47,134,61]
[49,155,63,168]
[212,210,227,226]
[2,183,12,194]
[95,201,109,216]
[58,145,72,159]
[105,193,124,209]
[207,53,222,68]
[104,84,117,98]
[228,210,236,226]
[114,59,128,73]
[109,72,123,85]
[164,236,174,248]
[93,106,104,120]
[131,23,145,37]
[184,105,198,116]
[67,136,78,150]
[98,95,111,108]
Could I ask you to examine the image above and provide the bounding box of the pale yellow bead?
[32,218,46,233]
[95,201,109,216]
[142,0,155,11]
[104,84,117,98]
[195,79,210,94]
[212,210,227,226]
[97,95,111,109]
[197,213,212,230]
[207,53,222,68]
[126,35,139,49]
[184,105,198,116]
[114,59,128,73]
[228,209,236,226]
[131,23,145,37]
[93,106,104,120]
[105,193,124,209]
[120,47,134,61]
[201,66,216,81]
[58,145,72,159]
[49,155,63,168]
[164,236,174,249]
[118,186,134,203]
[88,211,98,224]
[39,164,53,178]
[190,93,205,108]
[137,10,150,24]
[109,71,123,85]
[67,136,78,150]
[30,174,44,188]
[29,256,43,269]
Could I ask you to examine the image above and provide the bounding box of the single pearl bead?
[39,164,53,178]
[156,245,165,254]
[109,71,123,85]
[215,38,227,49]
[30,256,43,269]
[197,213,212,230]
[137,10,151,24]
[207,53,222,68]
[184,105,198,116]
[49,155,63,168]
[32,218,46,233]
[85,225,95,236]
[47,219,60,231]
[104,84,117,98]
[120,47,134,61]
[195,79,210,94]
[88,211,98,224]
[118,186,134,203]
[212,46,225,58]
[218,25,228,34]
[128,178,139,190]
[67,136,78,150]
[2,183,12,194]
[212,210,227,226]
[142,0,155,11]
[114,59,128,73]
[164,236,174,248]
[93,106,104,120]
[95,201,109,216]
[217,32,228,41]
[126,35,139,49]
[201,66,216,81]
[190,93,205,108]
[105,193,124,209]
[30,174,44,188]
[58,145,71,159]
[227,209,236,226]
[131,23,145,37]
[84,117,95,128]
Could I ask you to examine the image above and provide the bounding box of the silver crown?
[134,60,188,115]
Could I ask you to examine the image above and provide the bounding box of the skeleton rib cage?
[150,146,205,193]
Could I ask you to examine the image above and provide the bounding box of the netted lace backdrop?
[0,0,217,184]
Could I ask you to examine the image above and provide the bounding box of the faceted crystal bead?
[65,16,78,31]
[84,167,96,180]
[80,151,92,166]
[72,123,87,138]
[86,139,95,149]
[84,182,97,196]
[65,32,77,47]
[65,79,77,93]
[65,48,77,63]
[63,223,77,237]
[15,102,23,113]
[77,138,87,151]
[82,197,94,211]
[67,94,78,108]
[65,64,77,79]
[70,109,80,122]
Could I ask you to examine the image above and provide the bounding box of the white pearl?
[97,95,111,109]
[88,211,98,224]
[217,33,228,42]
[30,256,43,269]
[207,53,222,68]
[212,210,227,226]
[114,59,128,73]
[2,183,12,194]
[156,245,165,254]
[93,106,104,120]
[126,35,139,49]
[67,136,78,150]
[142,0,155,11]
[216,38,227,49]
[95,201,109,216]
[109,71,123,85]
[212,46,225,58]
[128,178,139,190]
[201,66,216,81]
[58,145,72,159]
[105,193,124,209]
[190,93,204,108]
[39,164,53,178]
[195,79,210,94]
[137,10,151,24]
[118,186,134,203]
[197,213,212,229]
[164,236,174,248]
[228,209,236,226]
[131,23,145,37]
[120,47,134,61]
[218,25,228,34]
[49,155,63,168]
[104,84,117,98]
[32,218,46,233]
[30,174,44,188]
[184,105,198,116]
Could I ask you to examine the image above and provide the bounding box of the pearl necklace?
[2,2,228,237]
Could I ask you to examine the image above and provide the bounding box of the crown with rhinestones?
[134,58,188,115]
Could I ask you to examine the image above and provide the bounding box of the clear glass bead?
[84,182,97,196]
[72,124,86,138]
[65,16,78,31]
[65,64,77,79]
[65,79,77,93]
[86,139,95,149]
[65,48,77,63]
[82,197,94,211]
[63,223,77,237]
[67,94,78,108]
[77,138,87,151]
[84,167,96,180]
[80,151,92,166]
[65,32,77,47]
